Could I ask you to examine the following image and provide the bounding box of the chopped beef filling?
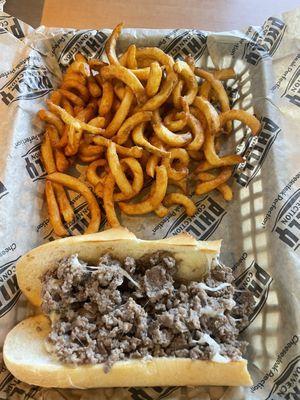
[41,252,254,372]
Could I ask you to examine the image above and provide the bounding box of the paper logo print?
[0,257,21,318]
[158,29,207,61]
[0,181,8,200]
[234,116,281,187]
[272,188,300,251]
[158,196,226,240]
[265,354,300,400]
[22,143,46,182]
[0,15,24,39]
[234,260,273,327]
[0,58,53,106]
[244,17,286,65]
[55,30,108,69]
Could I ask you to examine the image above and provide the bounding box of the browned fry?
[46,125,60,148]
[113,111,153,145]
[87,74,102,97]
[54,148,69,172]
[105,22,124,65]
[61,97,74,116]
[93,135,143,158]
[45,181,68,237]
[99,81,114,116]
[49,90,62,105]
[47,172,101,234]
[195,155,244,172]
[127,44,137,69]
[66,60,90,77]
[78,143,104,157]
[104,87,134,138]
[41,132,56,174]
[38,109,64,135]
[58,89,85,107]
[53,183,74,223]
[61,79,90,103]
[146,61,163,97]
[63,72,87,86]
[197,171,233,201]
[103,173,120,227]
[88,59,108,72]
[119,165,168,215]
[195,167,232,195]
[164,193,196,216]
[198,68,236,98]
[86,159,107,186]
[162,148,189,181]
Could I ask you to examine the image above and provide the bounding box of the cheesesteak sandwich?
[3,228,253,388]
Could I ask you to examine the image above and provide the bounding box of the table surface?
[4,0,300,30]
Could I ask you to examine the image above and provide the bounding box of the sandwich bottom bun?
[3,315,252,388]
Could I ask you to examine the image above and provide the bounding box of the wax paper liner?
[0,4,299,400]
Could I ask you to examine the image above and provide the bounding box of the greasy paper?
[0,3,299,400]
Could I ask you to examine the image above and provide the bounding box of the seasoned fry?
[152,109,192,147]
[47,102,104,134]
[58,89,85,107]
[88,116,106,128]
[195,69,230,111]
[99,81,114,116]
[141,71,178,111]
[164,193,197,216]
[40,23,261,235]
[103,173,120,227]
[135,47,174,71]
[174,60,198,105]
[93,135,143,158]
[164,98,189,132]
[172,79,184,109]
[38,110,64,135]
[146,61,163,97]
[162,148,189,181]
[113,111,152,145]
[155,204,169,218]
[127,44,137,69]
[219,110,261,135]
[119,165,168,215]
[105,22,124,65]
[107,142,133,196]
[199,68,236,98]
[195,155,244,171]
[45,181,68,237]
[100,64,146,103]
[104,87,134,137]
[87,74,102,98]
[66,61,90,77]
[193,96,220,135]
[61,79,90,103]
[79,143,104,157]
[114,158,144,201]
[49,90,62,105]
[132,122,170,157]
[53,183,74,223]
[169,178,188,194]
[63,72,86,86]
[46,125,60,148]
[197,172,233,201]
[195,167,232,195]
[41,133,56,174]
[186,113,205,151]
[61,97,74,116]
[46,173,101,234]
